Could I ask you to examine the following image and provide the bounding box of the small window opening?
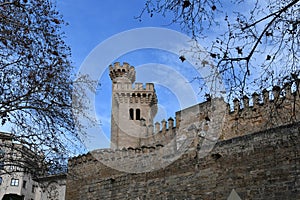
[11,178,19,186]
[129,109,134,120]
[22,180,26,188]
[136,109,141,120]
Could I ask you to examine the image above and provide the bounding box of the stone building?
[109,62,158,149]
[0,132,66,200]
[66,62,300,199]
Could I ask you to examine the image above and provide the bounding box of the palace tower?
[109,62,158,149]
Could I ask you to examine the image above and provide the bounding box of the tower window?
[129,108,134,120]
[11,178,19,186]
[136,109,141,120]
[22,180,26,188]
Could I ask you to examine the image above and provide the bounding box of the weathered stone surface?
[66,123,300,200]
[66,63,300,199]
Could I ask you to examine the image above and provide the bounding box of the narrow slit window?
[129,108,134,120]
[136,109,140,120]
[22,181,26,189]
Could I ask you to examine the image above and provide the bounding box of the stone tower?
[109,62,158,149]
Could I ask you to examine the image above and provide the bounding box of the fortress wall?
[222,83,300,139]
[139,118,176,147]
[109,61,300,150]
[142,82,300,147]
[66,122,300,199]
[66,152,125,200]
[67,75,300,199]
[138,100,217,147]
[133,82,300,149]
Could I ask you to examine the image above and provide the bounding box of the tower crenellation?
[67,61,300,199]
[110,62,158,149]
[109,62,136,83]
[109,61,300,149]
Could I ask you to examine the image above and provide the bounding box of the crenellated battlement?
[223,80,300,139]
[113,82,155,91]
[109,61,300,153]
[111,78,300,147]
[77,72,300,152]
[132,83,155,91]
[110,62,158,149]
[138,117,176,147]
[113,92,157,105]
[66,120,300,200]
[109,62,136,83]
[68,59,300,199]
[113,82,157,105]
[229,81,299,113]
[154,118,175,133]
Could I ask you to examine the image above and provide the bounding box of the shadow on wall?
[2,194,24,200]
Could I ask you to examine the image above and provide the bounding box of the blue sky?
[56,1,218,150]
[57,0,181,67]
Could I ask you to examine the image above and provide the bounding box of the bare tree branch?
[139,0,300,98]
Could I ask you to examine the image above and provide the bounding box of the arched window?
[136,109,140,120]
[129,108,134,120]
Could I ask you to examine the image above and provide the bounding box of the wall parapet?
[223,80,300,139]
[109,62,136,83]
[229,81,299,113]
[66,121,300,200]
[111,79,300,148]
[68,144,167,168]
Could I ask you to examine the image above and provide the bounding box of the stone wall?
[110,62,158,149]
[66,80,300,199]
[133,82,300,148]
[66,122,300,200]
[222,83,300,139]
